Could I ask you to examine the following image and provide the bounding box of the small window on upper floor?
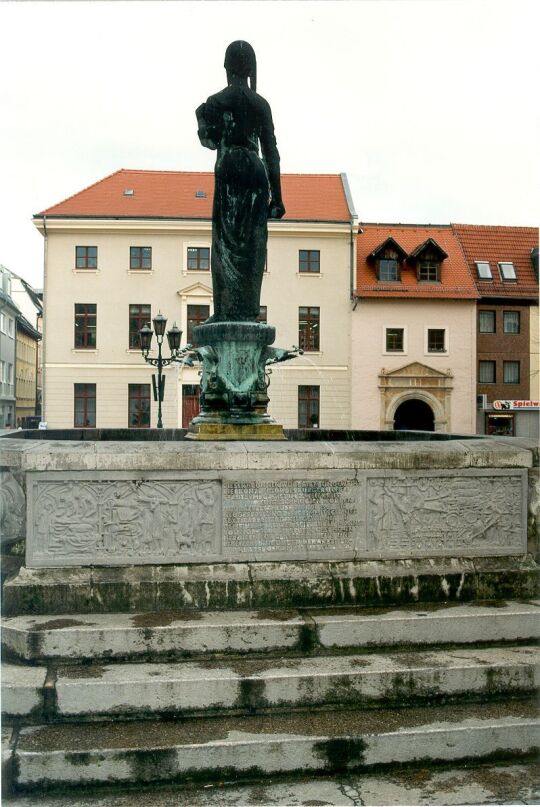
[378,259,399,282]
[503,311,520,334]
[76,246,97,269]
[130,247,152,270]
[299,250,320,274]
[427,328,446,353]
[475,261,492,280]
[385,327,404,352]
[418,260,440,283]
[479,310,496,333]
[187,247,210,271]
[368,237,406,283]
[498,262,517,282]
[408,239,447,282]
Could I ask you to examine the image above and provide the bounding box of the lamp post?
[139,313,184,429]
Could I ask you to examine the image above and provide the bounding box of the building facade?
[0,266,18,429]
[34,170,356,430]
[11,272,43,420]
[352,225,478,433]
[452,224,539,437]
[15,315,41,425]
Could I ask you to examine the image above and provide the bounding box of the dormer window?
[418,259,440,282]
[408,238,447,283]
[379,258,399,281]
[475,261,492,280]
[498,262,517,282]
[368,237,407,283]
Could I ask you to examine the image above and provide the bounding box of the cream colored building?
[352,225,478,433]
[34,170,356,430]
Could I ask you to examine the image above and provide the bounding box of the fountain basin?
[1,431,536,568]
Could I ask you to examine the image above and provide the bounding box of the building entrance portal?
[394,398,435,431]
[182,384,200,428]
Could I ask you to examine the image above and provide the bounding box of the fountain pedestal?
[187,321,292,440]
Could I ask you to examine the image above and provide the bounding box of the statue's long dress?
[198,86,279,321]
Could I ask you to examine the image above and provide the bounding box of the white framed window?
[383,326,407,354]
[0,313,6,334]
[7,317,14,337]
[498,262,517,281]
[475,261,492,280]
[425,326,448,354]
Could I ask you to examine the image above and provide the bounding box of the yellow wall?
[15,327,38,422]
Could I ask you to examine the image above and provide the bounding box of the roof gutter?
[41,215,48,424]
[340,173,358,301]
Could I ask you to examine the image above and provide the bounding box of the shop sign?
[493,400,539,411]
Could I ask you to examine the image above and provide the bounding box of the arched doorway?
[394,398,435,431]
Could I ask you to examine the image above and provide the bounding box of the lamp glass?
[153,312,167,337]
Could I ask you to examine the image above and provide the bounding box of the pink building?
[352,224,478,433]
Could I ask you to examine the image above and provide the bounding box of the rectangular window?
[503,361,520,384]
[475,261,492,280]
[257,305,267,323]
[479,360,496,384]
[128,384,151,428]
[479,310,496,333]
[498,262,517,281]
[130,247,152,270]
[299,306,320,352]
[75,246,97,269]
[187,247,210,270]
[378,259,399,281]
[386,327,404,352]
[187,304,209,343]
[503,311,520,334]
[74,304,97,348]
[74,383,96,428]
[299,250,320,274]
[427,328,446,352]
[298,385,320,428]
[0,313,5,333]
[7,363,13,384]
[486,413,514,436]
[418,261,440,282]
[129,304,151,349]
[7,317,14,337]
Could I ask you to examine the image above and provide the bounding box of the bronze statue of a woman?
[196,41,285,322]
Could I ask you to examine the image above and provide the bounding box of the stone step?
[4,556,537,616]
[5,760,540,807]
[3,600,539,663]
[7,701,539,791]
[3,645,539,721]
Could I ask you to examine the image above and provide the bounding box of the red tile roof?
[356,224,479,299]
[35,169,352,223]
[451,224,539,299]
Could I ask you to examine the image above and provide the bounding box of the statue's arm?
[196,101,219,150]
[259,100,285,219]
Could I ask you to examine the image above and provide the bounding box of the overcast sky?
[1,0,538,288]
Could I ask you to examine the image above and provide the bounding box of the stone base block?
[186,423,285,441]
[2,556,537,616]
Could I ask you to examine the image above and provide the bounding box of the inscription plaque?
[223,478,363,558]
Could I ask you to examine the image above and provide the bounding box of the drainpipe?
[41,215,48,423]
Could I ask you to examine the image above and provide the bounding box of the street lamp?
[139,313,187,429]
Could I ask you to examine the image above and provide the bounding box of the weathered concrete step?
[5,760,540,807]
[3,600,539,662]
[8,701,539,791]
[4,556,537,616]
[3,646,539,720]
